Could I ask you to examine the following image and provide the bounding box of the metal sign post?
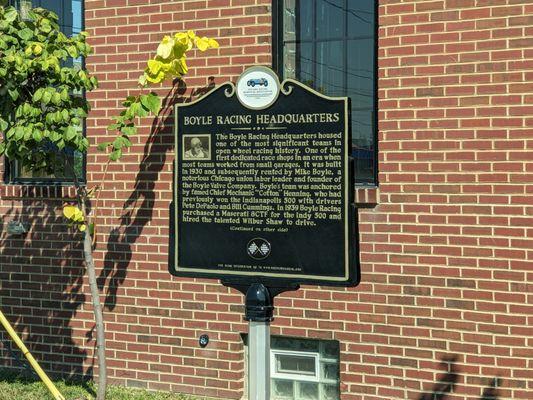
[245,284,273,400]
[249,321,270,399]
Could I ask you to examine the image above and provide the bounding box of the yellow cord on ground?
[0,309,66,400]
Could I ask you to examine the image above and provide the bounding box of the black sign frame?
[170,70,360,288]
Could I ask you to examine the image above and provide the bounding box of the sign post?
[245,283,272,400]
[170,66,360,398]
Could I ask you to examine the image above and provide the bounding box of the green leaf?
[8,88,19,101]
[31,107,41,117]
[113,136,131,150]
[112,138,123,150]
[32,43,43,55]
[52,111,62,123]
[33,88,44,102]
[128,101,148,118]
[4,8,18,23]
[120,125,137,136]
[23,126,32,140]
[50,130,60,142]
[18,28,33,41]
[25,9,37,22]
[140,93,162,115]
[97,141,112,151]
[40,19,52,33]
[64,126,77,141]
[51,92,61,105]
[78,70,87,81]
[41,90,52,105]
[109,148,122,161]
[32,130,42,142]
[14,126,24,139]
[45,113,55,124]
[67,45,78,58]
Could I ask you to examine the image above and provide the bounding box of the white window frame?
[270,349,320,383]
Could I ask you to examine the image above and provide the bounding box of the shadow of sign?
[417,355,500,400]
[98,78,216,311]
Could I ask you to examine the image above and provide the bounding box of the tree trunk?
[64,158,107,399]
[83,228,107,400]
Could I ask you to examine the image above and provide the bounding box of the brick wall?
[368,1,532,398]
[0,0,532,399]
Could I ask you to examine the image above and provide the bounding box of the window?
[6,0,85,184]
[270,337,340,400]
[274,0,377,185]
[244,335,341,400]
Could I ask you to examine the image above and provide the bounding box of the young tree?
[0,4,218,399]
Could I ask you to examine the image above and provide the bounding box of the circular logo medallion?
[247,238,271,260]
[236,66,280,110]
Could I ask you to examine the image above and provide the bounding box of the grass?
[0,370,209,400]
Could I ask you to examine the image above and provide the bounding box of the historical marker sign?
[170,67,360,287]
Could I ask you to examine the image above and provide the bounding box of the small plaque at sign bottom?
[170,67,359,287]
